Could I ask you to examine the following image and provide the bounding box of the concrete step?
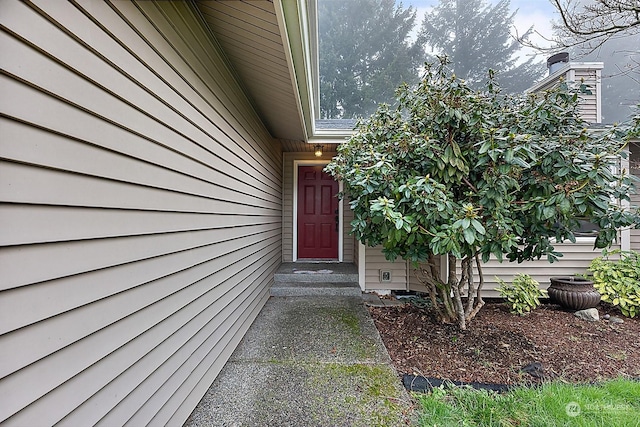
[274,262,359,284]
[274,272,360,283]
[270,282,362,297]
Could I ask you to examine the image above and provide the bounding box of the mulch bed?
[370,301,640,386]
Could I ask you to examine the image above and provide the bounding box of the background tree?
[318,0,421,119]
[326,59,639,330]
[417,0,545,93]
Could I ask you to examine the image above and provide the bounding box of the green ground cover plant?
[590,250,640,318]
[496,274,546,315]
[415,378,640,426]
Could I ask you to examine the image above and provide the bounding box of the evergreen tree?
[318,0,421,119]
[417,0,544,93]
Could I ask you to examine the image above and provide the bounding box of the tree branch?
[517,0,640,58]
[467,254,486,320]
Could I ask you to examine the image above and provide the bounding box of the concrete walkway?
[184,295,414,426]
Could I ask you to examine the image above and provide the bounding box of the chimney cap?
[547,52,569,68]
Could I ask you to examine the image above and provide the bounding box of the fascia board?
[274,0,315,142]
[526,62,604,93]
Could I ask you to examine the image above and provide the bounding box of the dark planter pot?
[548,276,601,310]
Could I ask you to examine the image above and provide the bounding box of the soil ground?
[370,300,640,385]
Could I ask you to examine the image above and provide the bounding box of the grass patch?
[416,378,640,426]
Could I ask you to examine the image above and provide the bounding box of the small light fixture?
[314,144,323,157]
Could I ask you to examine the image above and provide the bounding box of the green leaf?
[505,149,514,163]
[463,228,475,245]
[479,140,491,154]
[471,219,485,235]
[512,157,530,168]
[558,197,571,213]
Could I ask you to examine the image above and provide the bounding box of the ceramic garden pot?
[548,276,601,310]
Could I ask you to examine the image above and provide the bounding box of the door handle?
[335,216,339,232]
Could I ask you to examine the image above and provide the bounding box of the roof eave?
[275,0,316,142]
[526,62,604,93]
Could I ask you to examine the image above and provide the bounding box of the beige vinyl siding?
[408,267,429,293]
[631,214,640,251]
[403,240,609,296]
[0,1,281,426]
[470,240,618,297]
[282,151,352,262]
[528,65,602,124]
[533,79,557,93]
[365,247,408,291]
[573,68,599,123]
[406,242,615,297]
[343,198,355,262]
[631,142,640,251]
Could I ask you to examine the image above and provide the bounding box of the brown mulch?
[370,301,640,385]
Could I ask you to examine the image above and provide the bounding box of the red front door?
[297,165,339,259]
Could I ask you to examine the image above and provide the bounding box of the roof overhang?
[277,0,354,144]
[195,0,354,144]
[274,0,313,141]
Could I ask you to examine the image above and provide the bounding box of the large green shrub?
[496,274,546,315]
[326,58,639,330]
[589,250,640,318]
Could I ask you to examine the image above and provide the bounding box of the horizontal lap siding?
[283,152,296,262]
[531,67,600,124]
[0,1,281,426]
[632,225,640,251]
[468,240,617,297]
[365,247,407,291]
[574,68,599,123]
[631,146,640,251]
[343,197,355,262]
[406,243,615,297]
